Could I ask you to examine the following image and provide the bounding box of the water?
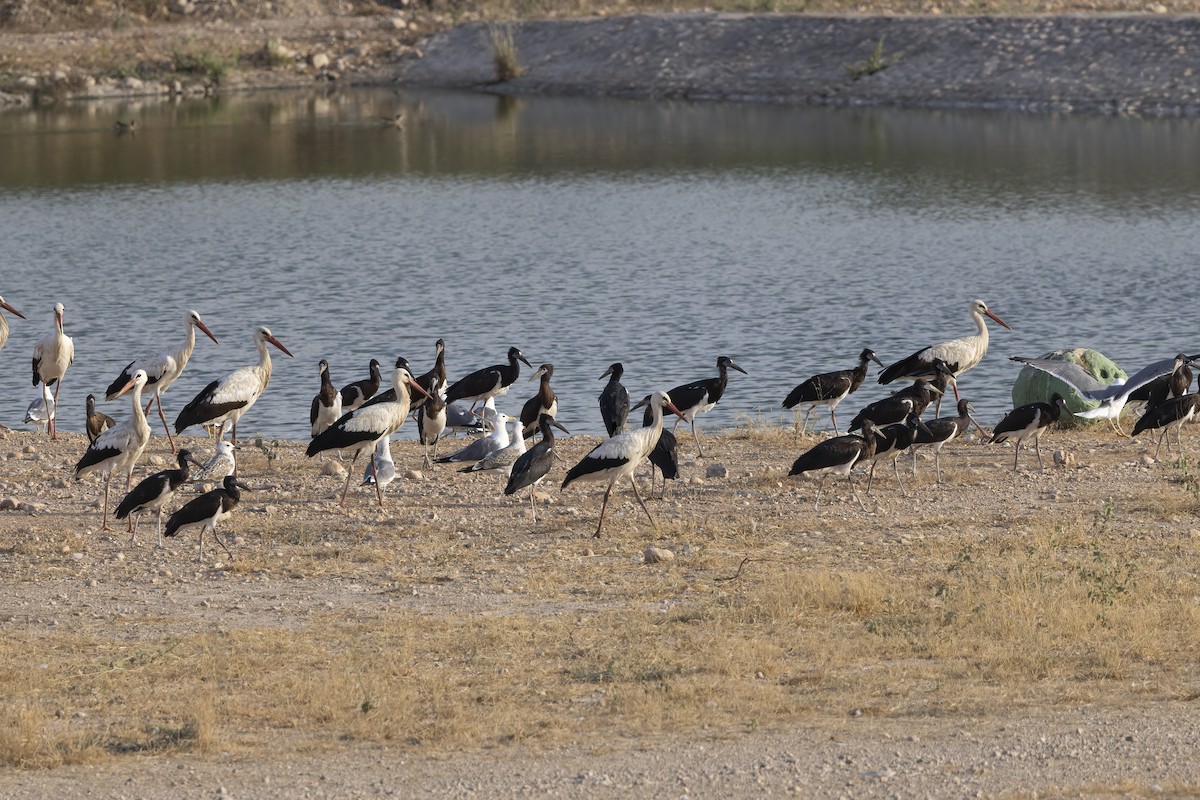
[1,88,1199,444]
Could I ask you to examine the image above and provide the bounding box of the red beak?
[196,318,219,345]
[267,334,293,357]
[984,308,1012,331]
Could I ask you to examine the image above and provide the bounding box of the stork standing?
[31,302,74,440]
[164,475,249,562]
[632,393,680,499]
[174,326,292,443]
[520,363,560,439]
[306,359,432,507]
[879,299,1011,407]
[911,398,975,483]
[340,359,382,412]
[863,414,931,497]
[666,355,748,458]
[505,414,560,524]
[783,348,884,434]
[444,346,532,412]
[1132,393,1200,458]
[848,371,949,433]
[415,338,448,399]
[598,362,630,437]
[417,392,447,467]
[74,370,151,531]
[24,383,54,433]
[310,359,342,437]
[0,295,26,351]
[788,420,878,511]
[86,394,116,443]
[561,391,686,538]
[988,393,1067,472]
[460,417,527,479]
[105,309,219,452]
[115,448,198,547]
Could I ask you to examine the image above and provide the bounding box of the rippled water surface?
[2,88,1199,443]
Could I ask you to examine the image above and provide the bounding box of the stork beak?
[0,300,25,319]
[113,375,139,398]
[518,352,532,368]
[631,397,648,411]
[267,335,293,357]
[407,379,434,400]
[196,318,219,346]
[529,366,548,382]
[598,365,614,381]
[551,419,571,435]
[728,359,748,375]
[916,418,934,438]
[666,401,686,420]
[234,479,251,491]
[870,354,884,368]
[984,308,1012,331]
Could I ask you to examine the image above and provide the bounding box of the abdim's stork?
[86,394,116,443]
[561,391,685,538]
[31,302,74,440]
[521,363,559,438]
[788,420,878,511]
[460,417,526,479]
[306,359,432,506]
[340,358,382,412]
[988,393,1067,472]
[632,393,679,499]
[598,362,630,437]
[445,346,532,412]
[848,372,949,433]
[310,359,342,437]
[24,383,54,433]
[164,475,248,562]
[0,295,26,351]
[783,348,884,434]
[863,414,930,497]
[174,326,293,443]
[105,309,219,452]
[666,355,748,458]
[1132,393,1200,458]
[74,370,151,531]
[505,414,560,523]
[911,398,975,483]
[879,299,1011,402]
[116,448,198,547]
[415,338,448,400]
[417,392,447,467]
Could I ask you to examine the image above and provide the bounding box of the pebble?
[22,445,35,454]
[644,545,675,564]
[405,469,424,480]
[1054,449,1075,467]
[0,497,16,511]
[321,461,347,478]
[705,463,728,479]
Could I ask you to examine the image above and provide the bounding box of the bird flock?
[0,295,1196,559]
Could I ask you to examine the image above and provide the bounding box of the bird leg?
[690,419,705,458]
[129,512,140,544]
[371,459,384,507]
[528,489,539,524]
[812,476,827,511]
[211,529,235,560]
[935,448,943,485]
[594,483,615,538]
[1035,436,1045,474]
[866,463,877,496]
[100,472,112,531]
[155,396,177,453]
[847,473,869,512]
[156,508,164,549]
[50,380,63,440]
[829,408,841,436]
[629,475,657,531]
[340,451,361,507]
[1012,441,1021,472]
[892,458,908,496]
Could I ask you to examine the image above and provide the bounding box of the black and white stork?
[417,391,447,467]
[788,420,878,511]
[505,413,560,523]
[783,348,884,434]
[340,358,382,412]
[632,393,679,499]
[1132,392,1200,459]
[863,414,931,497]
[75,370,151,531]
[848,371,950,433]
[174,326,293,443]
[115,448,198,547]
[460,418,527,479]
[306,358,432,506]
[444,346,532,412]
[1129,354,1195,415]
[105,309,219,452]
[86,394,116,443]
[561,391,686,538]
[911,398,975,483]
[598,362,630,437]
[31,302,74,440]
[520,363,561,439]
[666,355,748,458]
[163,474,249,562]
[988,393,1068,472]
[310,359,342,437]
[879,299,1011,403]
[416,338,448,399]
[0,295,26,351]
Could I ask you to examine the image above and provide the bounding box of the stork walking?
[1132,392,1200,458]
[879,299,1011,407]
[115,448,198,547]
[666,355,748,458]
[444,346,532,412]
[632,393,679,499]
[74,370,151,531]
[86,394,116,443]
[988,393,1068,472]
[31,302,74,440]
[164,475,249,562]
[174,326,293,443]
[505,414,561,524]
[783,348,884,434]
[848,371,949,433]
[310,359,342,437]
[561,391,686,537]
[788,420,878,511]
[598,362,630,436]
[0,295,26,351]
[105,309,219,452]
[306,358,432,507]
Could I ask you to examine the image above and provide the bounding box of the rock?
[310,52,331,69]
[1054,449,1075,467]
[1011,348,1125,427]
[16,76,39,89]
[121,76,144,90]
[705,463,728,479]
[1140,454,1156,467]
[321,461,347,478]
[23,445,35,454]
[19,502,44,514]
[644,545,675,564]
[404,469,423,481]
[0,498,17,511]
[387,16,408,30]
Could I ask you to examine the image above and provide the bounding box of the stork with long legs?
[116,448,198,547]
[988,393,1067,473]
[164,475,248,562]
[505,414,561,523]
[445,347,532,413]
[174,326,292,443]
[911,398,975,483]
[306,359,432,507]
[74,370,151,531]
[863,414,931,497]
[31,303,74,440]
[879,299,1011,407]
[632,393,679,499]
[783,348,884,434]
[0,295,26,351]
[848,371,950,433]
[417,392,447,468]
[561,391,686,538]
[598,362,630,436]
[1132,392,1200,459]
[666,356,747,458]
[520,363,561,439]
[105,309,219,452]
[788,420,878,511]
[310,359,342,437]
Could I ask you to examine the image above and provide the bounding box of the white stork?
[31,302,74,440]
[174,326,292,443]
[878,299,1012,406]
[560,390,686,538]
[105,309,219,452]
[0,295,26,351]
[306,358,432,507]
[75,370,151,531]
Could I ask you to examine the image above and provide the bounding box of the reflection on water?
[1,88,1199,443]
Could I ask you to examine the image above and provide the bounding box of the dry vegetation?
[1,420,1199,783]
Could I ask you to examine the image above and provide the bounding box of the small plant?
[845,35,889,80]
[173,48,234,84]
[1077,543,1137,606]
[488,23,523,83]
[256,39,294,68]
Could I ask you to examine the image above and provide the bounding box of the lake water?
[2,87,1199,445]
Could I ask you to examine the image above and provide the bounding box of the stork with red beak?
[31,302,74,440]
[0,295,27,352]
[75,370,151,531]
